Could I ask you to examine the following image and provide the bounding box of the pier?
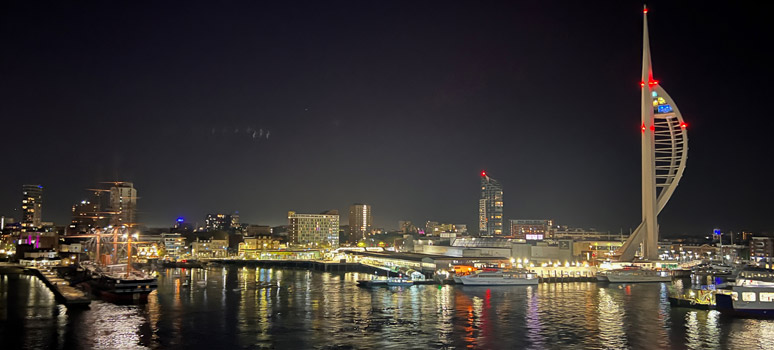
[24,267,91,307]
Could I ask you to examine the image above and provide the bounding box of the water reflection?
[5,268,774,349]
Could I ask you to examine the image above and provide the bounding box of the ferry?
[605,267,671,283]
[459,269,538,286]
[716,268,774,317]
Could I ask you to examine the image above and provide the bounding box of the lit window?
[761,293,774,302]
[742,292,757,302]
[731,292,738,301]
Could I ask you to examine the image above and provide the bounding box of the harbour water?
[2,267,774,349]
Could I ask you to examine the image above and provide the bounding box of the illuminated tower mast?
[616,6,688,261]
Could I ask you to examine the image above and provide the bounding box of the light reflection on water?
[2,269,774,349]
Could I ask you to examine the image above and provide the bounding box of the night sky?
[1,1,771,236]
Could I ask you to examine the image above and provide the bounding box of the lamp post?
[714,229,723,263]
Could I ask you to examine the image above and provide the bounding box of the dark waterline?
[2,267,774,349]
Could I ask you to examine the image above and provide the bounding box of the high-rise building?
[348,204,372,238]
[205,213,239,231]
[109,182,137,226]
[478,171,503,236]
[288,210,339,247]
[21,184,43,232]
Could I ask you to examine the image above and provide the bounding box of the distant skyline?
[1,1,772,235]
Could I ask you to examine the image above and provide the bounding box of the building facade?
[479,171,503,236]
[510,219,554,240]
[109,182,137,226]
[751,237,774,263]
[348,204,372,238]
[21,184,43,232]
[288,210,339,247]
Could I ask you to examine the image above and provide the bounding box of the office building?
[288,210,339,247]
[510,219,554,240]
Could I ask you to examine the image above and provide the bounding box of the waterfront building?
[616,7,689,261]
[191,238,228,258]
[238,236,282,258]
[510,219,554,240]
[750,237,774,263]
[109,182,137,226]
[21,184,43,232]
[479,171,503,237]
[161,233,187,258]
[348,204,372,238]
[288,210,340,247]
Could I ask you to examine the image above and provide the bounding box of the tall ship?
[70,182,158,303]
[459,269,538,286]
[82,262,157,303]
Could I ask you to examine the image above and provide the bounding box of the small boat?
[459,269,538,286]
[386,277,414,287]
[357,279,388,287]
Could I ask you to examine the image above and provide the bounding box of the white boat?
[717,268,774,317]
[596,271,609,282]
[459,270,538,286]
[386,277,413,287]
[452,275,463,284]
[605,268,671,283]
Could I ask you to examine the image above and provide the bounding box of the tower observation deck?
[615,6,689,261]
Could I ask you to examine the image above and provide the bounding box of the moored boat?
[386,277,414,287]
[459,269,538,286]
[716,267,774,317]
[605,267,671,283]
[82,263,157,303]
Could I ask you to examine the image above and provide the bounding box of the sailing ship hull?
[87,275,157,303]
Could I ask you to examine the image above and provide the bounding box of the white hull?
[453,276,463,284]
[606,274,671,283]
[460,276,538,286]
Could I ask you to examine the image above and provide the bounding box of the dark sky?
[1,1,772,236]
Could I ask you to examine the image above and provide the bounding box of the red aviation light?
[680,122,688,129]
[641,123,646,132]
[481,170,487,177]
[643,8,648,14]
[649,80,659,86]
[640,81,645,88]
[650,125,656,132]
